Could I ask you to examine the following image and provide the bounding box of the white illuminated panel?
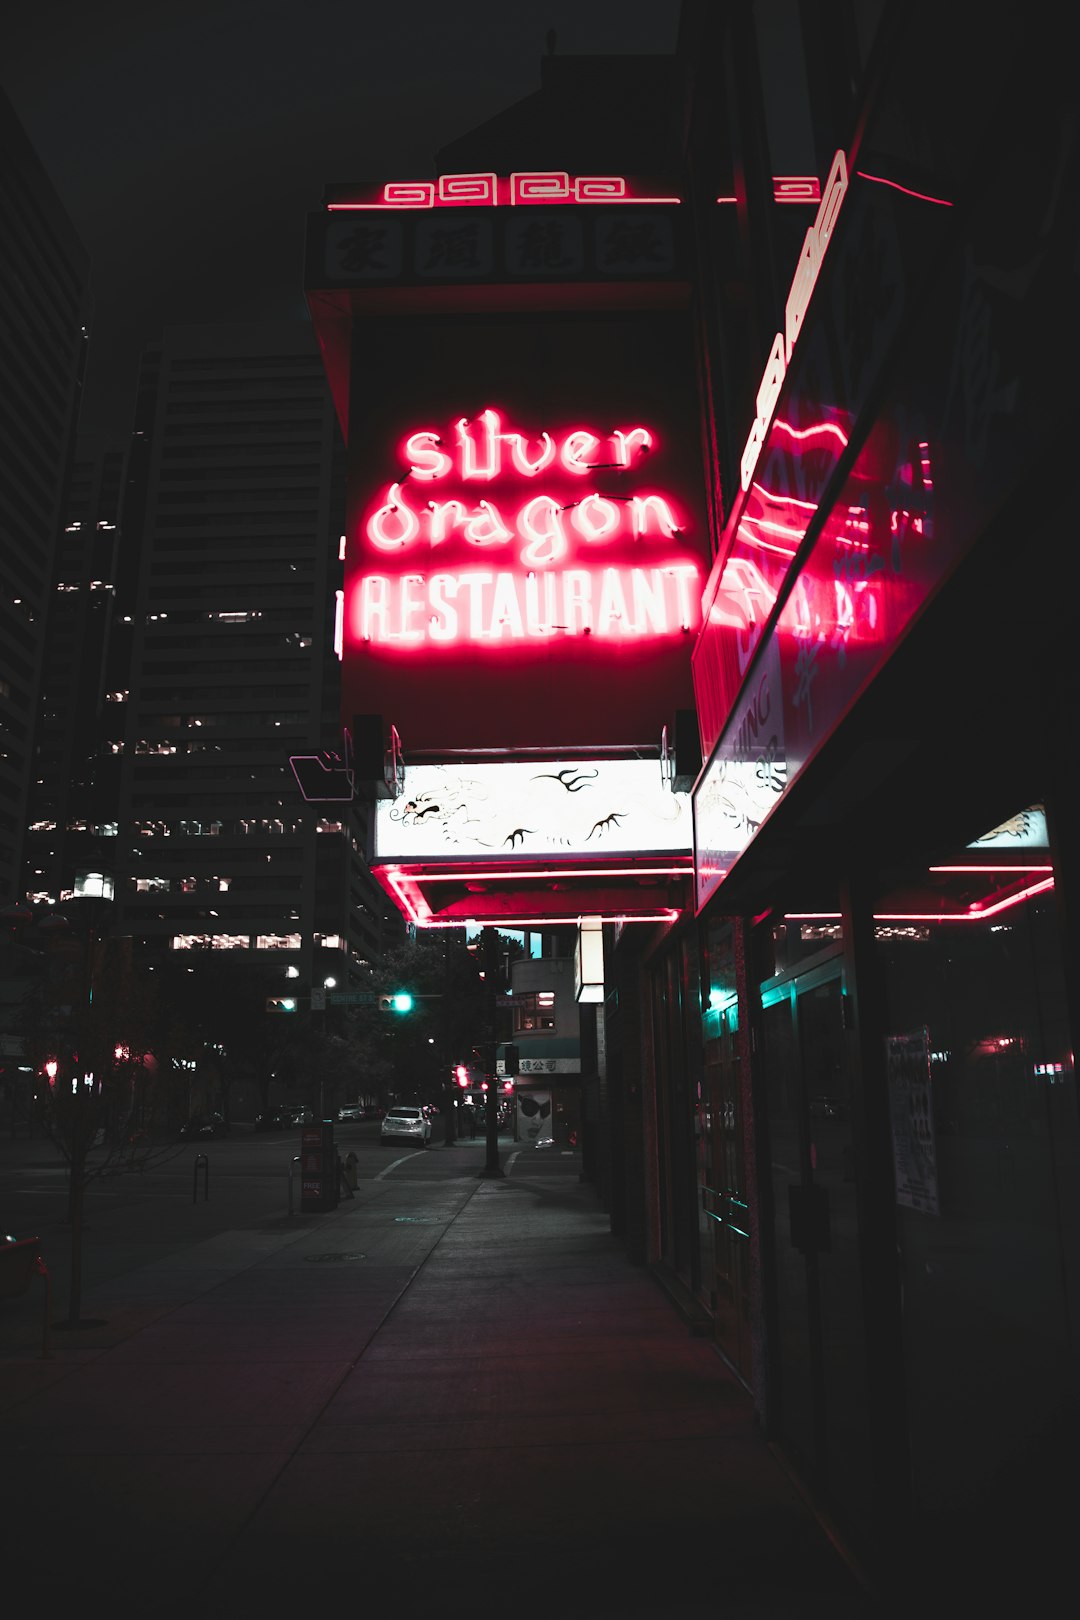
[965,806,1048,850]
[376,760,691,861]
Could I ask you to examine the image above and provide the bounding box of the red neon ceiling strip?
[376,862,690,883]
[784,877,1055,924]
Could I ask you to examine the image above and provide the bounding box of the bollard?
[192,1153,209,1204]
[287,1155,301,1216]
[343,1151,358,1190]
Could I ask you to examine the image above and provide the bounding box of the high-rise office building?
[22,450,128,906]
[114,321,392,1006]
[0,89,91,904]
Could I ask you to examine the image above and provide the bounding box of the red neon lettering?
[375,482,684,563]
[400,574,426,640]
[369,484,420,549]
[429,499,467,543]
[464,501,513,546]
[429,574,457,640]
[360,575,389,638]
[561,430,600,474]
[404,431,452,480]
[328,173,683,211]
[597,567,630,627]
[630,495,679,538]
[755,335,786,429]
[574,176,626,201]
[351,564,700,645]
[563,570,591,632]
[773,177,821,204]
[507,431,556,477]
[489,572,526,637]
[740,418,767,493]
[384,181,434,208]
[814,150,848,253]
[456,412,499,480]
[511,171,571,205]
[740,149,850,491]
[453,411,556,479]
[576,495,620,542]
[457,571,494,638]
[612,427,653,466]
[520,496,569,565]
[785,230,820,361]
[407,413,654,482]
[438,173,497,205]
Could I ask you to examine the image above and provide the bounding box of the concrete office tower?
[0,90,91,903]
[115,322,392,1006]
[22,450,128,905]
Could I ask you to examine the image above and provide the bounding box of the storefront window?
[875,807,1080,1537]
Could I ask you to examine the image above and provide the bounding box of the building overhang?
[374,856,691,928]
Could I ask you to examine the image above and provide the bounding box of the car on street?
[337,1103,364,1122]
[179,1115,217,1141]
[290,1106,314,1125]
[380,1106,432,1147]
[254,1107,292,1131]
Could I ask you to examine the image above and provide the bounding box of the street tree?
[22,918,193,1327]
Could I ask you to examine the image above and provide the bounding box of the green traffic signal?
[381,991,413,1012]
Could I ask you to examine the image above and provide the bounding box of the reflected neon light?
[740,151,849,492]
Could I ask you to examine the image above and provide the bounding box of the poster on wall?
[517,1090,553,1144]
[886,1028,940,1215]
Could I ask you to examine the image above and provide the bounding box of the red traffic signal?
[454,1065,469,1088]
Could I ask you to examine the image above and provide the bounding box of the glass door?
[763,967,872,1542]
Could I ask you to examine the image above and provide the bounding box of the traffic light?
[454,1065,469,1088]
[501,1079,514,1093]
[504,1044,520,1076]
[379,991,414,1013]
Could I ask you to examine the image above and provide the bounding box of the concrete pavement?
[1,1130,878,1617]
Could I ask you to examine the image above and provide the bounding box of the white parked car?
[380,1106,432,1147]
[337,1103,364,1122]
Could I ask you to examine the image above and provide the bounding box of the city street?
[0,1119,518,1308]
[0,1126,876,1618]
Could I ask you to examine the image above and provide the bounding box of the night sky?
[0,0,682,455]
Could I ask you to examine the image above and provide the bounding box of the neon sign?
[349,409,700,647]
[327,173,682,210]
[740,151,849,492]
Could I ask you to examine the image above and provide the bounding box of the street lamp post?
[37,890,116,1329]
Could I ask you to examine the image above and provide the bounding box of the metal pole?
[479,927,504,1179]
[192,1152,209,1203]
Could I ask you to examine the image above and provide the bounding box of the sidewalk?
[1,1135,878,1617]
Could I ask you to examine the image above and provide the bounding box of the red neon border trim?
[784,877,1055,924]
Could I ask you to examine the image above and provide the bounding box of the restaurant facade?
[305,1,1079,1599]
